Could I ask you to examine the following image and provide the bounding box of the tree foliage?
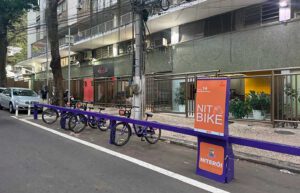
[0,0,38,87]
[7,14,28,65]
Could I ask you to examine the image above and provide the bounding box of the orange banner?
[194,79,229,136]
[199,142,224,175]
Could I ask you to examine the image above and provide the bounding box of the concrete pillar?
[171,26,179,45]
[113,43,118,57]
[113,14,118,28]
[279,0,291,21]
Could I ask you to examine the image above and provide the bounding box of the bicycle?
[41,101,81,130]
[68,104,110,133]
[113,106,161,146]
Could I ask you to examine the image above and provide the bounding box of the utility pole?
[67,27,71,105]
[132,0,169,120]
[46,28,49,104]
[133,12,143,120]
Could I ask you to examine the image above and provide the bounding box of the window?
[244,5,261,26]
[262,0,279,23]
[179,20,204,42]
[13,89,37,97]
[118,41,132,55]
[244,1,279,26]
[57,0,67,15]
[95,45,113,59]
[204,12,235,37]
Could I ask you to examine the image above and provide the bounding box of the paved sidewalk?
[100,107,300,171]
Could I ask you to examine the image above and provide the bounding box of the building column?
[113,14,118,28]
[171,26,179,45]
[279,0,291,21]
[113,43,118,57]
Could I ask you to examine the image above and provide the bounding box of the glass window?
[13,89,37,97]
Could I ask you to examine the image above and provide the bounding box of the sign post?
[194,78,234,183]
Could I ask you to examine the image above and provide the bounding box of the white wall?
[68,0,78,26]
[27,10,37,59]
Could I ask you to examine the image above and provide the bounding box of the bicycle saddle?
[145,112,153,117]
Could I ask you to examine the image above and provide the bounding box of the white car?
[0,87,41,113]
[0,87,5,93]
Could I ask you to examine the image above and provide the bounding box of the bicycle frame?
[118,106,150,137]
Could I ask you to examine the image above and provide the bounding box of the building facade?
[19,0,300,123]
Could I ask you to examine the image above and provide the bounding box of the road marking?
[15,117,230,193]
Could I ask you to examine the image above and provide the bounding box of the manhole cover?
[275,130,295,135]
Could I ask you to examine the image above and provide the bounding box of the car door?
[2,89,11,108]
[0,90,4,107]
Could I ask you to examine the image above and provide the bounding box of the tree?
[7,14,28,65]
[46,0,64,106]
[0,0,38,87]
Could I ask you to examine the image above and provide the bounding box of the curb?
[160,136,300,174]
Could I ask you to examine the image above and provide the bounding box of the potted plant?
[247,91,271,120]
[174,87,185,112]
[229,98,251,119]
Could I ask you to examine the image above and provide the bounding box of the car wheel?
[9,103,15,114]
[0,103,2,110]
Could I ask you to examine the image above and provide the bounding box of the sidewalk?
[101,107,300,172]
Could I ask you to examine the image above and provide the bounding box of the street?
[0,110,299,193]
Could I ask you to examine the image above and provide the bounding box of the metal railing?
[32,102,300,183]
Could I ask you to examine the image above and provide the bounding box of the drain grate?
[275,130,295,135]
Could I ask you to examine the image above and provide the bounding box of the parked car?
[0,87,5,93]
[0,87,41,113]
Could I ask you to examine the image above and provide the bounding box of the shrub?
[229,98,251,119]
[247,91,271,111]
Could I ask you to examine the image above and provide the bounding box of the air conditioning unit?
[127,45,133,53]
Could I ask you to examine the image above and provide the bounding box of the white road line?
[15,117,230,193]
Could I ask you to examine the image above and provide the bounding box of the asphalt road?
[0,110,299,193]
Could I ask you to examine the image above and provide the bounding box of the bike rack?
[33,103,300,183]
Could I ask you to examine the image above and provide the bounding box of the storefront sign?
[93,64,114,78]
[194,78,230,137]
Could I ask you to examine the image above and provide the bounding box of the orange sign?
[194,79,229,136]
[199,142,224,175]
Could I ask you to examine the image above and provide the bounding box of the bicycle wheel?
[114,122,131,146]
[97,118,110,131]
[145,127,161,144]
[87,116,98,129]
[42,108,59,124]
[69,114,87,133]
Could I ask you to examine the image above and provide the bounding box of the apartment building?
[18,0,300,121]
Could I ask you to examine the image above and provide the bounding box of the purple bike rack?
[33,101,300,183]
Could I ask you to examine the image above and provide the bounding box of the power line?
[15,1,133,33]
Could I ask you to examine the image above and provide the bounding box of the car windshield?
[13,89,37,97]
[0,88,4,93]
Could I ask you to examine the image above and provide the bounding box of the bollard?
[15,105,19,117]
[28,105,31,116]
[33,103,38,120]
[109,120,116,145]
